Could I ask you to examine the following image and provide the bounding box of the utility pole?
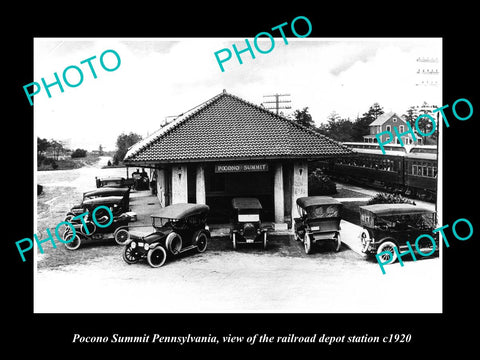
[262,93,291,115]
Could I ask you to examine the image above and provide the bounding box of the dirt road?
[35,158,442,313]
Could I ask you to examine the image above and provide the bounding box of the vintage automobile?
[230,197,268,250]
[294,196,342,254]
[62,196,132,250]
[359,203,438,263]
[64,187,131,222]
[96,176,134,189]
[131,169,150,190]
[122,203,210,268]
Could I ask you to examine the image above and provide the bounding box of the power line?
[262,93,291,115]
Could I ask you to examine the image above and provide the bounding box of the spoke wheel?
[147,247,167,268]
[195,231,208,253]
[334,233,342,252]
[123,245,140,264]
[377,241,398,263]
[64,231,81,250]
[114,228,130,245]
[304,233,312,254]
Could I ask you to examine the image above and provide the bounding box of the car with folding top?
[294,196,343,254]
[95,176,134,189]
[122,203,210,268]
[359,203,438,263]
[62,196,133,250]
[230,197,268,249]
[64,187,131,222]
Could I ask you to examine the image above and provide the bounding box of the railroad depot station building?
[124,90,352,228]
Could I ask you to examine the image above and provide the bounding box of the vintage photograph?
[34,37,442,313]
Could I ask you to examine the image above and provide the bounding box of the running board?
[178,245,197,254]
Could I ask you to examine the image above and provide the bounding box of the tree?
[49,139,65,160]
[98,144,104,155]
[319,111,354,142]
[403,106,417,128]
[71,148,87,158]
[352,103,384,141]
[114,132,142,164]
[292,107,315,129]
[37,137,50,154]
[416,101,435,140]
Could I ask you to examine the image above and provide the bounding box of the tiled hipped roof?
[124,91,352,163]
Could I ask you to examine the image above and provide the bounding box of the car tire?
[263,232,268,250]
[376,240,398,263]
[123,244,140,264]
[166,232,182,255]
[147,247,167,268]
[334,232,341,252]
[80,221,96,236]
[193,230,209,253]
[232,233,237,250]
[304,233,312,254]
[64,213,74,223]
[114,227,130,245]
[64,231,81,251]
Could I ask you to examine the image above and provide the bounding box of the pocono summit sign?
[215,163,269,173]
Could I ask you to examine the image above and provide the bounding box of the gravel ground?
[35,158,442,313]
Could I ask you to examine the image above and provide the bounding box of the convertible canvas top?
[82,195,124,206]
[153,203,210,219]
[296,196,341,208]
[232,197,263,210]
[98,176,125,181]
[360,203,434,216]
[83,187,130,198]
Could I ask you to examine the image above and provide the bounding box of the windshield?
[306,205,340,219]
[375,212,436,230]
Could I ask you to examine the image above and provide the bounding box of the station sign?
[215,163,269,173]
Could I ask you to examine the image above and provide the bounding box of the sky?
[34,37,442,151]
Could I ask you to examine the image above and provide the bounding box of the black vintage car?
[230,197,268,250]
[294,196,342,254]
[62,196,132,250]
[65,187,131,222]
[122,203,210,268]
[96,176,134,189]
[359,203,438,263]
[131,168,150,190]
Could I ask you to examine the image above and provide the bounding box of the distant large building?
[363,112,423,145]
[124,90,352,225]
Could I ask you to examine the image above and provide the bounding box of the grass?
[38,154,103,171]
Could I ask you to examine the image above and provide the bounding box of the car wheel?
[304,233,312,255]
[123,244,140,264]
[80,221,96,236]
[232,233,237,250]
[334,232,341,252]
[166,232,182,254]
[114,227,130,245]
[63,231,81,250]
[147,247,167,268]
[263,232,268,250]
[295,228,304,242]
[194,230,209,253]
[376,241,398,263]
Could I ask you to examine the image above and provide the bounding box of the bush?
[367,192,415,205]
[42,157,55,165]
[308,168,337,195]
[71,148,87,158]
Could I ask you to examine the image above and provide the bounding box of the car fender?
[376,237,400,249]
